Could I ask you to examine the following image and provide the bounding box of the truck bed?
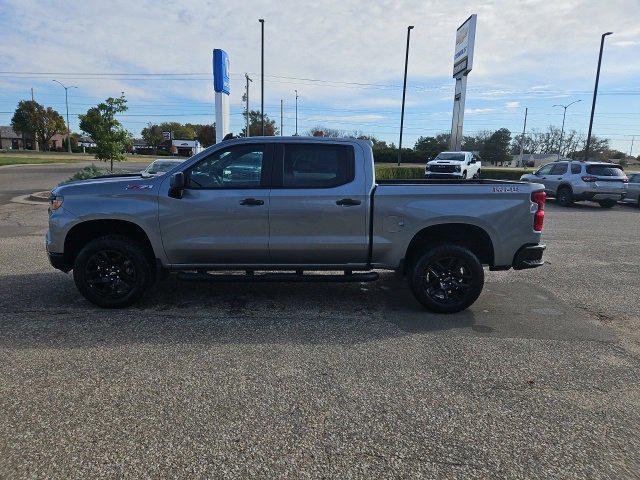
[376,179,524,185]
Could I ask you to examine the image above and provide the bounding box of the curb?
[11,192,51,206]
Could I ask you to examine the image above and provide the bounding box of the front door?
[159,143,272,265]
[268,142,368,265]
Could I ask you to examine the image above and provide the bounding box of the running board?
[176,271,379,283]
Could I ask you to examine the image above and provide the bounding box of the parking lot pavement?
[1,165,639,478]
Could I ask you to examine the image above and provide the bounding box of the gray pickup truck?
[47,137,546,313]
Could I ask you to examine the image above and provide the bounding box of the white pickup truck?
[47,137,545,313]
[425,151,481,180]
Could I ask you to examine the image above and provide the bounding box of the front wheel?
[409,244,484,314]
[73,235,153,308]
[556,186,574,207]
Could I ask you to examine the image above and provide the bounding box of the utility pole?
[245,73,252,137]
[31,87,34,101]
[397,25,414,166]
[585,31,613,161]
[280,99,283,136]
[630,136,635,158]
[552,100,581,161]
[52,80,77,153]
[518,107,528,167]
[259,19,265,136]
[294,90,299,135]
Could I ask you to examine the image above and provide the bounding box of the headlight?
[49,194,63,211]
[425,165,431,171]
[455,165,461,172]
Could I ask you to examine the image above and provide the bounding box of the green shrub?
[375,165,424,180]
[374,148,425,164]
[481,168,533,180]
[62,164,129,184]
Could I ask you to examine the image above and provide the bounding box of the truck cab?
[425,151,481,180]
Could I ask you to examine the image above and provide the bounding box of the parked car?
[47,137,545,313]
[425,152,481,180]
[620,172,640,207]
[141,159,185,178]
[520,161,628,208]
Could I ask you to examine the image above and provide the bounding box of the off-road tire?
[409,244,484,314]
[73,235,153,308]
[556,186,574,207]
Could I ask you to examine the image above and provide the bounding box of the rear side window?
[571,163,581,174]
[550,163,567,175]
[586,164,624,177]
[282,144,354,188]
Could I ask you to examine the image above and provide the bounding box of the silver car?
[520,161,628,208]
[621,172,640,207]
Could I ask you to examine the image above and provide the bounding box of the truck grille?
[429,164,457,173]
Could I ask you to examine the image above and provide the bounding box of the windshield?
[435,153,465,161]
[145,160,181,174]
[586,164,624,177]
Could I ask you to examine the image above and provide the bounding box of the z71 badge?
[125,184,153,190]
[492,186,520,193]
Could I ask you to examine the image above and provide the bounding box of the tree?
[188,123,216,147]
[480,128,512,165]
[141,123,165,154]
[462,131,491,152]
[79,95,130,171]
[414,133,450,159]
[241,110,278,136]
[11,100,67,151]
[157,122,196,140]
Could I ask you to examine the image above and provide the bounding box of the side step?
[176,271,379,283]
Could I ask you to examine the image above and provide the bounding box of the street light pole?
[280,99,283,136]
[518,107,528,167]
[259,19,265,136]
[552,99,581,161]
[294,89,298,135]
[52,79,77,153]
[585,31,613,161]
[245,73,252,137]
[397,25,414,167]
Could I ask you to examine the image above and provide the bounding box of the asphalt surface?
[1,163,639,478]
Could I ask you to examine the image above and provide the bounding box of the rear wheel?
[409,244,484,314]
[598,199,616,208]
[73,235,153,308]
[556,186,574,207]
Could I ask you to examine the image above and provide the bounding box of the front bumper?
[48,251,71,272]
[512,244,546,270]
[425,173,464,179]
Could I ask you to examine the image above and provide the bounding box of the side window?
[186,144,265,188]
[571,163,581,174]
[282,144,354,188]
[550,163,568,175]
[537,164,554,175]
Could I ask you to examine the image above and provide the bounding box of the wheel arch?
[64,219,156,267]
[403,223,495,274]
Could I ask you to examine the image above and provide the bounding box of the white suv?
[425,152,481,180]
[520,161,628,208]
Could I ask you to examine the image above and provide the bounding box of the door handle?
[336,198,361,206]
[541,177,546,179]
[240,198,264,206]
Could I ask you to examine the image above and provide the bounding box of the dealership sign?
[213,49,230,95]
[453,14,477,78]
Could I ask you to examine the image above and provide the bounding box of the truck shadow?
[0,271,484,349]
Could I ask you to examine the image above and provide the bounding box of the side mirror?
[169,172,185,199]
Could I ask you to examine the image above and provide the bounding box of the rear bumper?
[512,244,546,270]
[574,191,625,201]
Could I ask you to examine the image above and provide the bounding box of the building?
[0,126,34,150]
[171,139,201,157]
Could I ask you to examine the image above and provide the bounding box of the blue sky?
[0,0,639,153]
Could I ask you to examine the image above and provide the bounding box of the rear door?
[268,141,368,265]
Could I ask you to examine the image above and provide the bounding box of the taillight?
[532,190,545,232]
[581,175,597,182]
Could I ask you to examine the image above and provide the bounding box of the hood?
[427,159,465,165]
[52,174,159,196]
